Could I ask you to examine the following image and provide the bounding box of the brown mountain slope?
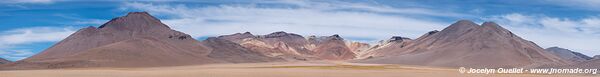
[311,35,356,60]
[357,20,569,68]
[0,12,220,69]
[545,47,591,63]
[562,59,600,69]
[218,32,314,60]
[0,58,10,64]
[216,32,255,43]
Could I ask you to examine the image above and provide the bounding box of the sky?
[0,0,599,61]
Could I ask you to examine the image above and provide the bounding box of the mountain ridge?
[0,58,10,64]
[356,20,570,68]
[0,12,590,70]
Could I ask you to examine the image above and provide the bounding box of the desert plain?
[0,61,594,77]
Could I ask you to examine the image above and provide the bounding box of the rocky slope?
[217,32,358,60]
[0,58,10,64]
[347,42,371,58]
[545,47,592,62]
[358,36,413,59]
[202,37,284,63]
[310,35,356,60]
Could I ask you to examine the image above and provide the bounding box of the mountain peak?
[232,32,254,36]
[216,32,256,43]
[481,21,499,26]
[269,31,288,35]
[243,32,252,35]
[481,21,504,30]
[389,36,410,41]
[264,31,303,38]
[478,21,517,38]
[127,12,152,16]
[328,34,343,40]
[98,12,169,29]
[450,20,478,27]
[443,20,479,32]
[429,20,479,40]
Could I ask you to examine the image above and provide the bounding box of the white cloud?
[121,1,450,43]
[0,27,76,61]
[73,19,109,25]
[0,49,34,60]
[270,0,467,17]
[485,13,600,56]
[0,27,76,45]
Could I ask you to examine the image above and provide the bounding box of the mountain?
[358,36,413,59]
[217,32,357,60]
[594,55,600,59]
[357,20,569,68]
[216,32,255,43]
[563,58,600,69]
[218,31,314,61]
[545,47,592,62]
[310,35,356,60]
[1,12,222,69]
[201,37,284,63]
[347,42,370,57]
[0,58,10,64]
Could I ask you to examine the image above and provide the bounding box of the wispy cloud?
[0,27,76,61]
[0,49,34,61]
[121,1,454,43]
[485,13,600,56]
[268,0,467,17]
[542,0,600,11]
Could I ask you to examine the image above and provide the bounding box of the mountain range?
[356,20,570,68]
[0,12,596,70]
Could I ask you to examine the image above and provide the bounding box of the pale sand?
[0,61,596,77]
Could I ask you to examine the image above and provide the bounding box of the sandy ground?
[0,61,596,77]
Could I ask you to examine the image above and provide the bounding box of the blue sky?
[1,0,599,61]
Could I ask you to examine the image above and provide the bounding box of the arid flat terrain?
[0,61,594,77]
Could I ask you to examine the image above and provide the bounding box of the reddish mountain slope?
[202,37,284,63]
[218,32,357,60]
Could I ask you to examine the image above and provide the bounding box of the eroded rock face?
[311,35,356,60]
[358,20,569,68]
[217,32,358,60]
[347,42,370,56]
[217,32,255,43]
[357,36,413,59]
[202,37,284,63]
